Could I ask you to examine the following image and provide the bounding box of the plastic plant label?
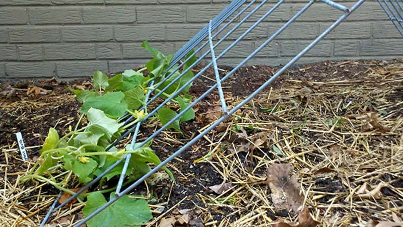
[16,132,28,161]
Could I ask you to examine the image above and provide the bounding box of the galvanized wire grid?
[378,0,403,35]
[40,0,366,226]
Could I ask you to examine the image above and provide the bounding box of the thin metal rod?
[209,20,228,114]
[383,0,403,25]
[389,0,403,20]
[394,0,403,12]
[74,1,314,225]
[320,0,350,13]
[149,0,260,97]
[170,0,247,68]
[40,191,62,227]
[378,0,403,35]
[116,81,155,195]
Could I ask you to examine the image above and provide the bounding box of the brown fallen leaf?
[273,208,319,227]
[350,112,389,132]
[267,164,303,213]
[366,220,402,227]
[158,208,193,227]
[209,182,233,194]
[27,86,50,96]
[313,167,337,175]
[58,187,88,206]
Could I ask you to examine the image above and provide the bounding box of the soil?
[0,59,402,227]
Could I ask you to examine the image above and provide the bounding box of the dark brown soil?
[0,59,402,226]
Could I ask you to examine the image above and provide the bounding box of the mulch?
[0,59,402,227]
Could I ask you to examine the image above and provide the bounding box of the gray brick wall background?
[0,0,402,80]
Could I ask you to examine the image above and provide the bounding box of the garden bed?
[0,59,402,227]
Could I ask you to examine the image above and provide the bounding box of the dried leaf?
[205,105,222,122]
[159,217,177,227]
[366,220,402,227]
[209,183,233,194]
[273,208,319,227]
[58,187,88,206]
[313,167,336,175]
[267,164,303,213]
[27,86,50,96]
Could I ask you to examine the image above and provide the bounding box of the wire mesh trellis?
[40,0,367,226]
[378,0,403,35]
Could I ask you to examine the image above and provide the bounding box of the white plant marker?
[16,132,28,161]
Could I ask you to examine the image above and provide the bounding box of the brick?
[320,22,371,39]
[51,0,103,4]
[9,27,60,43]
[18,45,43,60]
[166,24,201,41]
[29,7,81,24]
[372,21,403,39]
[347,2,391,22]
[159,0,210,3]
[252,39,279,57]
[83,6,136,24]
[138,6,185,23]
[57,61,108,77]
[245,3,291,23]
[280,40,332,57]
[122,42,175,59]
[0,63,6,78]
[0,45,18,60]
[359,39,403,56]
[105,0,157,4]
[333,40,359,56]
[62,26,113,42]
[0,8,28,25]
[6,62,56,78]
[44,44,96,60]
[108,60,148,73]
[115,25,166,41]
[0,0,51,5]
[187,4,228,23]
[214,41,253,59]
[0,28,8,43]
[292,3,340,22]
[274,22,319,39]
[224,22,268,40]
[96,43,122,59]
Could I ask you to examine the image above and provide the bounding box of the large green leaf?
[86,108,123,138]
[41,128,59,153]
[83,192,152,227]
[73,125,107,146]
[93,70,109,90]
[81,92,128,118]
[106,74,123,92]
[124,86,145,110]
[176,96,194,122]
[62,154,98,184]
[157,108,181,132]
[68,88,98,103]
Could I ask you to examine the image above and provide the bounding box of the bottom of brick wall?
[0,56,402,81]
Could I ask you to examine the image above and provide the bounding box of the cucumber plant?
[21,41,197,226]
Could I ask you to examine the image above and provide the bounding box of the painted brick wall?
[0,0,402,80]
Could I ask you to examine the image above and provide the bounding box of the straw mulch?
[0,60,402,227]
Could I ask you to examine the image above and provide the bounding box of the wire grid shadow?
[40,0,367,226]
[378,0,403,35]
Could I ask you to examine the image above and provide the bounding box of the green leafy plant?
[22,41,197,226]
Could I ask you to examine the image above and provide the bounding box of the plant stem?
[24,174,76,195]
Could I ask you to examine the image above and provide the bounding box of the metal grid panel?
[40,0,367,226]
